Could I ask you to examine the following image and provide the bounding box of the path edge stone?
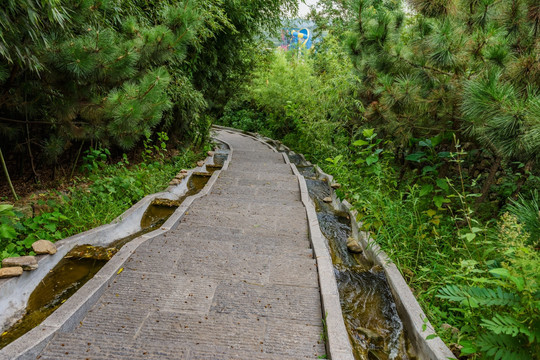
[0,137,234,360]
[212,125,456,360]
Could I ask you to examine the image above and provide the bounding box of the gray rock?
[2,256,38,270]
[346,237,363,253]
[0,266,23,278]
[32,239,57,255]
[441,323,459,335]
[356,326,383,342]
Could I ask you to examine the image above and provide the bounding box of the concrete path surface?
[36,130,326,359]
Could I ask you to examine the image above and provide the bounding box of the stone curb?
[0,138,233,360]
[214,125,355,360]
[211,125,456,360]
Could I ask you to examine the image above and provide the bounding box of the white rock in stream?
[346,237,363,253]
[32,240,57,255]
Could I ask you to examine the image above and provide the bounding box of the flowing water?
[0,169,219,349]
[285,151,415,360]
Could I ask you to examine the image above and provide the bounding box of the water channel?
[0,169,218,349]
[285,150,416,360]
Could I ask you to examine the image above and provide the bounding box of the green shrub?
[0,146,200,263]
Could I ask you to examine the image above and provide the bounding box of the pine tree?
[0,0,297,186]
[324,0,539,200]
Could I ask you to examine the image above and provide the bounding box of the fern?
[481,314,529,338]
[477,333,531,360]
[437,285,520,307]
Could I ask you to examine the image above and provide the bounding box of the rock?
[66,245,117,261]
[169,179,181,185]
[174,173,186,180]
[206,164,223,170]
[197,160,204,167]
[355,326,383,342]
[346,237,363,253]
[402,268,415,279]
[180,169,188,174]
[441,323,459,335]
[32,240,57,255]
[2,256,38,270]
[207,151,215,156]
[0,266,23,278]
[330,183,341,189]
[152,198,181,207]
[323,197,332,203]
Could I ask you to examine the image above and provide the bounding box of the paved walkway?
[37,131,326,359]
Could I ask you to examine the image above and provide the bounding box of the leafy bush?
[0,145,200,263]
[508,191,540,247]
[438,214,539,359]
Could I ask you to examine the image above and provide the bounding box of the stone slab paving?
[36,131,326,359]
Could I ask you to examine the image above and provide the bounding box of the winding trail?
[36,130,326,359]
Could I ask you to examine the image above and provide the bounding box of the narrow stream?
[0,170,218,349]
[285,151,415,360]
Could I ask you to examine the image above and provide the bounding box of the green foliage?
[0,146,200,262]
[438,214,539,359]
[0,0,297,185]
[220,109,267,134]
[0,202,68,260]
[508,190,540,246]
[81,148,111,173]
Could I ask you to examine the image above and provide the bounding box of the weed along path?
[26,130,334,359]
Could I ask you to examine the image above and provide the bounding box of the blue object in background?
[280,28,312,50]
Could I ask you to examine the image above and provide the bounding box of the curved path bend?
[36,130,326,359]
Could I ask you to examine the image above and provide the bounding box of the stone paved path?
[37,130,326,359]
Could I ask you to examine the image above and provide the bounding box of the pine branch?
[399,56,455,77]
[0,116,51,124]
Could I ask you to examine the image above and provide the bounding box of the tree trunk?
[476,156,502,203]
[70,141,85,179]
[25,87,38,181]
[0,148,19,201]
